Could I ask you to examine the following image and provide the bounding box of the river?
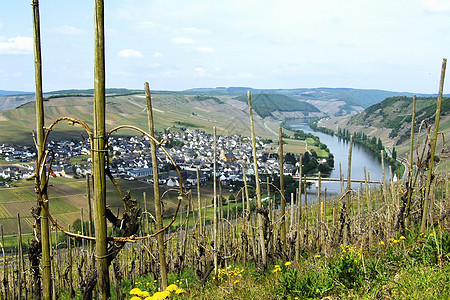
[285,120,386,199]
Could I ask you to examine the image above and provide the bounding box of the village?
[0,127,330,188]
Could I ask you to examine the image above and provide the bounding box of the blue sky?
[1,0,450,93]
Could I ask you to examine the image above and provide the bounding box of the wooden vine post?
[213,127,218,278]
[93,0,110,297]
[421,58,447,233]
[32,1,51,298]
[248,91,268,269]
[279,127,286,252]
[145,82,168,289]
[405,95,416,230]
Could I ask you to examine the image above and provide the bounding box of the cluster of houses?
[0,128,300,187]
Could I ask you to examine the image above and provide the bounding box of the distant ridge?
[183,87,429,109]
[0,90,33,97]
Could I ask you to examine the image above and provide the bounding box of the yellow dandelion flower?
[175,288,185,294]
[393,240,399,243]
[285,261,291,266]
[153,280,157,283]
[399,236,406,240]
[161,290,171,298]
[315,254,321,258]
[166,284,178,292]
[430,233,434,237]
[420,232,424,236]
[152,292,164,300]
[130,297,141,300]
[423,235,427,238]
[130,287,142,295]
[379,241,384,245]
[234,280,240,284]
[388,238,394,242]
[147,282,150,286]
[139,291,150,297]
[144,297,154,300]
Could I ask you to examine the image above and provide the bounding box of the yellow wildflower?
[272,265,281,273]
[130,297,141,300]
[139,291,150,297]
[393,240,399,243]
[379,241,384,245]
[430,233,434,237]
[400,236,406,240]
[285,261,291,266]
[130,287,142,295]
[234,280,240,284]
[175,288,185,295]
[315,254,321,258]
[144,297,154,300]
[152,291,167,300]
[166,284,178,292]
[388,238,394,242]
[161,290,171,298]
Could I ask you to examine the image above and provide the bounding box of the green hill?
[348,96,450,144]
[234,93,319,118]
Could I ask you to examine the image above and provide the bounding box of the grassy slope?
[320,96,450,162]
[0,94,283,144]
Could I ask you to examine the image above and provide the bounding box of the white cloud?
[197,46,214,53]
[182,27,210,34]
[118,49,143,58]
[48,25,83,35]
[0,36,33,54]
[153,52,163,58]
[195,67,207,76]
[423,0,450,12]
[237,72,254,79]
[136,21,157,29]
[171,37,195,44]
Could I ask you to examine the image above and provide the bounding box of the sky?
[1,0,450,94]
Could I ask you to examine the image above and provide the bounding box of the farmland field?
[0,175,222,235]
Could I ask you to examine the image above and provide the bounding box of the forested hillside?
[348,96,450,144]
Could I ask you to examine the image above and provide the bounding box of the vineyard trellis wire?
[34,118,187,243]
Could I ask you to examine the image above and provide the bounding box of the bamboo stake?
[422,58,447,233]
[248,91,268,269]
[32,1,51,298]
[145,82,168,290]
